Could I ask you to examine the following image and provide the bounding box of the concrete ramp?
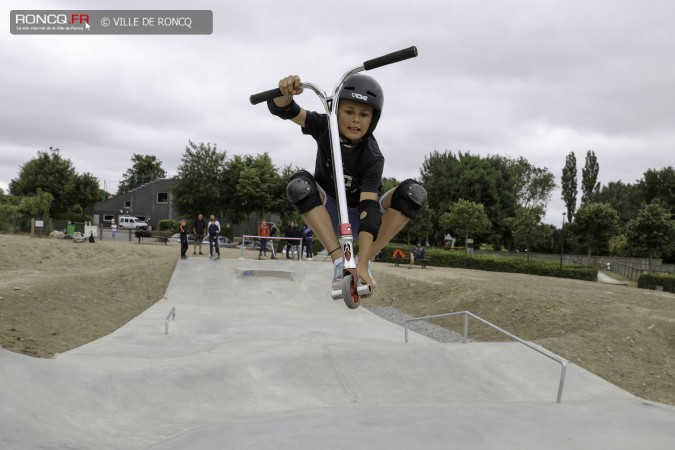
[1,258,674,449]
[149,401,675,450]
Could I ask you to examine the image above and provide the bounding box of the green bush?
[158,219,179,233]
[638,273,675,293]
[379,244,597,282]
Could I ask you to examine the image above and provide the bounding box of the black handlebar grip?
[249,88,283,105]
[363,46,418,71]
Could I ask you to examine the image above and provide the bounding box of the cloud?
[1,0,673,229]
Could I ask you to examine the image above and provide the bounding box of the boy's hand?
[277,75,303,98]
[273,75,307,126]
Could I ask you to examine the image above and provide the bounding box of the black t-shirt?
[302,111,384,207]
[193,218,207,235]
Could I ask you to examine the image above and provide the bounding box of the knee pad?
[286,170,322,214]
[358,199,381,240]
[390,179,427,219]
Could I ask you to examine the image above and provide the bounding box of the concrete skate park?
[1,258,674,449]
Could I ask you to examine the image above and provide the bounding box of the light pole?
[560,212,566,272]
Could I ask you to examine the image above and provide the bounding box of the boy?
[303,225,314,260]
[179,219,189,260]
[207,215,220,260]
[267,74,426,293]
[257,219,270,259]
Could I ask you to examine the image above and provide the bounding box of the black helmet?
[338,74,384,135]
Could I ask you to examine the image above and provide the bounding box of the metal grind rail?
[240,235,304,260]
[404,310,568,403]
[165,307,175,335]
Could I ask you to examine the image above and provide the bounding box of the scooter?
[250,46,418,309]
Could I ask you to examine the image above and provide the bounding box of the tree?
[506,157,556,209]
[587,180,643,231]
[222,153,281,227]
[274,164,302,224]
[561,152,577,221]
[439,199,491,246]
[505,206,553,254]
[18,190,54,219]
[172,141,227,218]
[69,172,105,216]
[402,202,434,245]
[9,147,99,219]
[571,202,619,256]
[626,203,675,262]
[117,154,167,194]
[608,234,629,257]
[639,166,675,216]
[581,150,599,206]
[421,151,518,246]
[235,166,273,219]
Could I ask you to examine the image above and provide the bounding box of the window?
[104,215,115,222]
[124,201,131,208]
[157,192,168,204]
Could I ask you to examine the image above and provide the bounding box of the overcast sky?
[2,0,673,226]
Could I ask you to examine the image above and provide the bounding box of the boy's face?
[337,100,374,142]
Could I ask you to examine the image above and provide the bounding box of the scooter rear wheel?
[341,273,361,309]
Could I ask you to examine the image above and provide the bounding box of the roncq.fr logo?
[14,13,90,26]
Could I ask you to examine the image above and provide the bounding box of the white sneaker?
[332,260,343,290]
[307,257,313,261]
[365,261,377,288]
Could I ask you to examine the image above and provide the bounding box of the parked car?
[117,216,148,230]
[236,241,262,251]
[202,236,235,248]
[168,233,196,244]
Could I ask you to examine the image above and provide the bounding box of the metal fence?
[473,250,674,280]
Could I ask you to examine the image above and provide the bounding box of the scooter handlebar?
[250,46,418,104]
[249,88,283,105]
[363,46,418,71]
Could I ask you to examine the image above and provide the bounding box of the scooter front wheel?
[341,273,361,309]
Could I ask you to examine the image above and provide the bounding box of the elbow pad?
[358,199,382,240]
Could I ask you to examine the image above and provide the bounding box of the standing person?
[286,221,302,259]
[207,215,221,260]
[274,220,285,256]
[409,241,425,269]
[257,219,270,259]
[192,213,208,256]
[268,220,279,260]
[284,221,293,258]
[265,74,426,293]
[303,225,314,260]
[111,218,117,239]
[179,219,189,260]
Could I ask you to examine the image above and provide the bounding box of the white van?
[118,216,148,230]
